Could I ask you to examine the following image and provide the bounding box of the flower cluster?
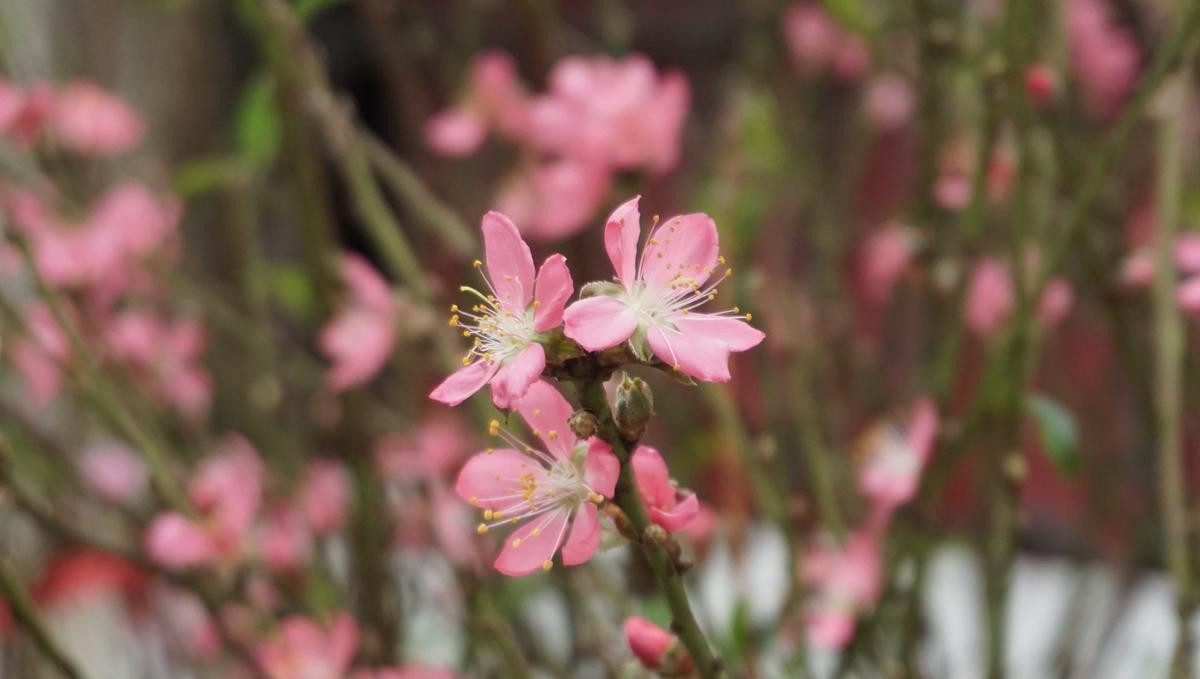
[428,196,762,576]
[426,52,690,240]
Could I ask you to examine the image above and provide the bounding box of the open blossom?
[493,159,612,241]
[430,212,573,408]
[856,398,939,516]
[803,531,883,649]
[455,380,619,575]
[563,196,764,382]
[631,446,699,531]
[144,437,263,569]
[78,442,148,505]
[298,459,350,536]
[425,50,528,157]
[258,612,358,679]
[527,55,690,174]
[48,81,144,155]
[319,254,397,392]
[623,617,676,669]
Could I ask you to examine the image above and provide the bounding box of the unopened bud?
[568,410,598,439]
[615,373,654,440]
[643,523,668,548]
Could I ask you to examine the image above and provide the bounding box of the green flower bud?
[615,373,654,440]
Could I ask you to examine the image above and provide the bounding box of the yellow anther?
[484,509,494,521]
[473,259,483,268]
[461,356,471,366]
[542,560,553,571]
[512,538,522,549]
[488,420,501,436]
[462,330,470,337]
[469,497,479,506]
[449,315,459,327]
[493,510,505,519]
[587,492,605,504]
[533,300,541,308]
[725,268,733,277]
[548,430,559,440]
[531,528,542,537]
[477,523,488,534]
[450,304,458,312]
[533,409,542,416]
[745,312,753,321]
[718,255,727,264]
[532,429,542,437]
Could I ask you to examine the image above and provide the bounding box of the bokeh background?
[1,0,1199,677]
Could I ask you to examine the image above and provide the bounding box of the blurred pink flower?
[144,437,263,570]
[1067,0,1139,120]
[151,586,220,660]
[631,445,699,532]
[864,75,915,131]
[48,81,144,155]
[299,459,350,536]
[106,311,211,417]
[11,304,70,406]
[258,504,313,574]
[78,442,148,505]
[376,415,470,481]
[0,80,53,145]
[1025,63,1059,107]
[455,381,618,575]
[319,253,397,392]
[1178,276,1200,313]
[803,531,882,649]
[857,223,916,305]
[355,667,458,679]
[1038,278,1075,326]
[782,4,871,81]
[430,212,573,408]
[964,258,1015,337]
[527,54,690,173]
[425,50,527,156]
[563,196,764,382]
[623,616,675,669]
[494,159,612,240]
[857,398,939,515]
[258,612,358,679]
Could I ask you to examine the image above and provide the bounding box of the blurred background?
[0,0,1199,677]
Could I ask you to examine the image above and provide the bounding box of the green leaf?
[295,0,344,22]
[268,264,316,318]
[173,156,246,197]
[235,73,282,169]
[1026,394,1080,477]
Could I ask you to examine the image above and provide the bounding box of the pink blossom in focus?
[858,223,916,305]
[631,445,699,532]
[857,398,939,515]
[623,616,675,669]
[455,381,619,575]
[802,531,882,649]
[319,253,397,392]
[78,442,148,505]
[258,612,359,679]
[562,196,764,383]
[1067,0,1139,120]
[527,55,690,173]
[494,159,612,240]
[430,213,574,408]
[48,82,144,155]
[299,460,350,536]
[144,437,263,570]
[964,258,1015,337]
[864,75,915,131]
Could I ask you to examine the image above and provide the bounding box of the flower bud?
[623,617,674,669]
[1024,63,1057,108]
[568,409,598,439]
[615,373,654,440]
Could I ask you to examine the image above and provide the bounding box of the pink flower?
[299,460,350,536]
[857,398,939,514]
[144,437,263,570]
[781,4,871,81]
[106,312,211,418]
[1178,276,1200,314]
[1067,0,1139,120]
[11,304,70,406]
[964,258,1015,337]
[258,613,358,679]
[430,212,573,408]
[48,81,144,155]
[623,617,675,669]
[319,254,397,392]
[376,415,470,481]
[78,442,148,505]
[864,75,915,131]
[0,81,53,145]
[258,505,313,574]
[425,50,527,156]
[354,666,458,679]
[455,381,619,575]
[857,223,916,305]
[1025,64,1058,107]
[631,445,698,532]
[494,159,612,241]
[1038,278,1075,326]
[802,531,882,649]
[562,196,764,382]
[527,55,690,173]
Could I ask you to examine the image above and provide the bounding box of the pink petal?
[584,438,620,498]
[649,492,698,532]
[907,397,940,462]
[328,613,360,671]
[429,360,499,406]
[562,296,638,351]
[532,254,573,332]
[424,108,487,157]
[1178,275,1200,313]
[603,196,641,286]
[493,509,571,576]
[964,258,1014,337]
[631,445,675,508]
[144,514,217,569]
[1176,234,1200,273]
[489,343,546,410]
[516,379,576,459]
[639,213,719,290]
[671,316,765,352]
[645,324,732,383]
[560,503,600,566]
[482,211,536,312]
[624,617,674,669]
[454,448,545,509]
[807,610,856,649]
[1037,278,1075,327]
